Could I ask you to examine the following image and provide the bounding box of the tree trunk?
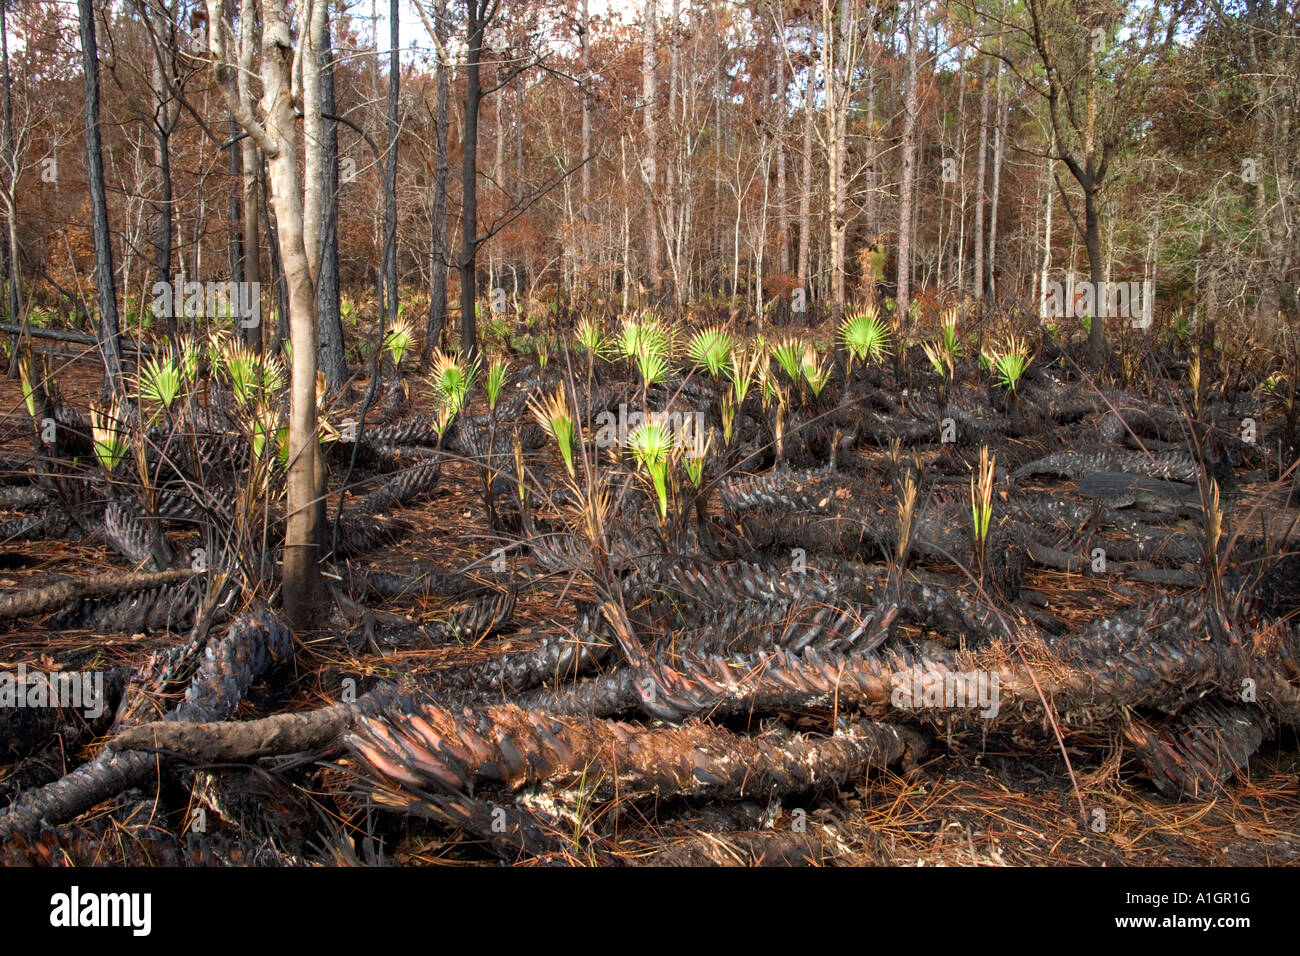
[986,65,1005,304]
[78,0,124,395]
[2,1,23,373]
[641,0,659,297]
[425,0,451,359]
[972,56,990,304]
[797,44,813,297]
[318,16,346,389]
[459,0,485,358]
[384,0,399,326]
[895,0,919,323]
[239,0,262,351]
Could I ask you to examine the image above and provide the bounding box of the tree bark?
[424,0,451,360]
[78,0,125,395]
[896,0,919,323]
[641,0,659,297]
[459,0,486,358]
[972,56,990,304]
[384,0,399,326]
[318,15,346,389]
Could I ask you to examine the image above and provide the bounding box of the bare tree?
[895,0,920,322]
[206,0,324,626]
[79,0,125,394]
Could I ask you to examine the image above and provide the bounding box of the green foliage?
[137,356,183,417]
[626,420,673,520]
[839,307,892,365]
[770,337,803,383]
[529,385,577,478]
[484,358,509,412]
[687,325,734,378]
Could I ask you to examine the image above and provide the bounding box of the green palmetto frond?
[484,358,509,412]
[687,325,734,378]
[178,336,202,383]
[626,420,674,520]
[969,446,995,553]
[429,349,478,432]
[987,335,1032,392]
[137,356,184,416]
[770,337,804,383]
[839,305,892,366]
[725,343,764,407]
[800,344,833,397]
[383,317,415,367]
[573,316,608,359]
[90,399,129,473]
[250,400,290,469]
[617,314,670,364]
[678,430,710,488]
[939,307,963,359]
[17,353,37,419]
[529,385,577,477]
[921,340,948,378]
[220,341,284,405]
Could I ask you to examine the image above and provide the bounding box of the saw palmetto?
[382,317,415,368]
[90,399,130,474]
[137,356,184,419]
[839,304,891,369]
[529,385,578,478]
[429,349,478,434]
[484,357,509,413]
[687,325,733,379]
[626,420,674,521]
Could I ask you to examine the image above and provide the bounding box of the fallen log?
[0,322,162,355]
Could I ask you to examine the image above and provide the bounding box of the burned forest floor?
[2,321,1300,867]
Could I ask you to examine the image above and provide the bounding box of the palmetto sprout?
[839,304,892,368]
[678,430,710,488]
[617,314,670,390]
[969,446,996,566]
[800,344,833,397]
[90,399,129,473]
[17,354,37,419]
[484,358,509,412]
[921,340,949,378]
[137,356,184,417]
[626,420,674,521]
[529,385,578,478]
[720,391,737,445]
[383,317,415,367]
[770,337,804,384]
[939,307,963,359]
[687,325,734,378]
[428,350,477,436]
[251,400,290,468]
[987,335,1032,392]
[573,316,608,359]
[178,336,202,383]
[219,341,275,405]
